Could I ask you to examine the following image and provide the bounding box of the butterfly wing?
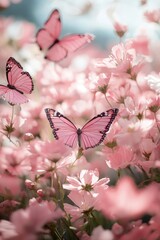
[36,29,55,51]
[36,9,94,62]
[45,43,67,62]
[45,33,94,62]
[0,85,9,95]
[45,9,61,37]
[6,57,22,86]
[6,57,33,94]
[59,33,94,52]
[80,108,119,150]
[0,85,28,104]
[36,9,61,51]
[45,108,78,148]
[2,88,28,104]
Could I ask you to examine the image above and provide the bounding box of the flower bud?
[25,179,35,189]
[23,133,34,141]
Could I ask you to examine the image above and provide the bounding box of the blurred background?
[1,0,160,49]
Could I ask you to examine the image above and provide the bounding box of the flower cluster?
[0,1,160,240]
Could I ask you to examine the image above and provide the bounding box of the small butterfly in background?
[0,57,34,105]
[36,9,94,62]
[45,108,118,150]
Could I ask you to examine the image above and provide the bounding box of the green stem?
[154,112,160,144]
[7,105,15,140]
[104,94,113,108]
[10,105,15,126]
[54,228,62,240]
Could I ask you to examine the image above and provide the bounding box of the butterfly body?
[0,57,33,105]
[48,39,59,49]
[7,84,23,94]
[77,128,82,148]
[45,108,118,150]
[36,9,94,62]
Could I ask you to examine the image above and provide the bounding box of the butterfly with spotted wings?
[45,108,118,150]
[0,57,33,105]
[36,9,94,62]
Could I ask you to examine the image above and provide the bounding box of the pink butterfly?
[0,57,33,105]
[45,108,118,150]
[36,9,94,62]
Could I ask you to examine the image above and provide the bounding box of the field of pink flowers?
[0,1,160,240]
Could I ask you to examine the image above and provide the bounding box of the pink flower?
[100,43,132,73]
[27,139,74,179]
[6,20,35,46]
[0,220,18,239]
[95,42,145,80]
[124,96,147,118]
[127,34,149,55]
[63,168,109,193]
[0,113,26,139]
[10,200,63,240]
[0,174,21,196]
[144,9,160,24]
[113,21,128,38]
[37,61,94,118]
[116,117,155,147]
[28,198,64,220]
[139,138,157,161]
[105,146,135,170]
[91,226,114,240]
[29,139,70,161]
[0,146,31,176]
[95,177,159,221]
[108,83,132,105]
[147,95,160,113]
[117,216,160,240]
[0,200,64,239]
[20,102,43,135]
[64,191,97,225]
[1,3,160,238]
[89,72,111,94]
[146,72,160,94]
